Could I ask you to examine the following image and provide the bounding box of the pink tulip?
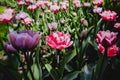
[21,17,33,26]
[27,5,37,11]
[100,10,118,22]
[114,22,120,29]
[46,32,73,50]
[93,0,104,6]
[50,5,60,13]
[96,30,118,47]
[98,44,119,57]
[0,8,14,23]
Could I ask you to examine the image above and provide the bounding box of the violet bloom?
[4,42,17,53]
[48,22,57,30]
[9,30,41,51]
[15,12,29,20]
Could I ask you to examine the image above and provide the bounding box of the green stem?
[16,54,29,80]
[24,52,35,80]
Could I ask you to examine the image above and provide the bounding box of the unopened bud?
[80,28,87,38]
[80,18,88,27]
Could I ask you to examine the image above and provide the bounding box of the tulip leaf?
[0,22,8,38]
[32,64,40,80]
[45,63,59,80]
[0,6,6,14]
[62,71,80,80]
[0,51,4,59]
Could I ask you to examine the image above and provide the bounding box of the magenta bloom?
[46,32,73,50]
[100,10,118,22]
[9,30,41,51]
[50,5,60,13]
[96,30,118,47]
[48,22,57,30]
[27,5,37,11]
[98,44,119,57]
[114,22,120,29]
[4,42,17,53]
[0,8,14,23]
[93,0,104,6]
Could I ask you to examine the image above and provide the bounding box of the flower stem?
[16,54,29,80]
[24,52,35,80]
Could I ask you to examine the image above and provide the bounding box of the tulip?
[15,12,29,20]
[114,22,120,29]
[48,22,57,30]
[93,0,104,6]
[0,8,14,23]
[9,30,41,51]
[50,5,60,13]
[27,5,37,11]
[100,10,118,22]
[96,30,118,47]
[93,6,102,14]
[98,44,119,57]
[21,17,33,26]
[46,32,73,50]
[4,42,17,53]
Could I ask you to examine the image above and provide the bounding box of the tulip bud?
[48,22,57,30]
[60,19,66,25]
[80,28,87,38]
[80,18,88,27]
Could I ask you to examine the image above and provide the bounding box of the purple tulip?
[9,30,41,51]
[4,42,17,53]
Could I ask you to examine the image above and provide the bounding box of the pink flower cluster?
[100,10,118,22]
[0,8,14,23]
[96,30,119,57]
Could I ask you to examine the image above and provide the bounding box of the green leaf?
[0,22,8,38]
[0,6,6,14]
[45,63,59,80]
[32,64,40,80]
[66,49,76,63]
[62,71,80,80]
[59,49,76,78]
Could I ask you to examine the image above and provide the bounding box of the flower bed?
[0,0,120,80]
